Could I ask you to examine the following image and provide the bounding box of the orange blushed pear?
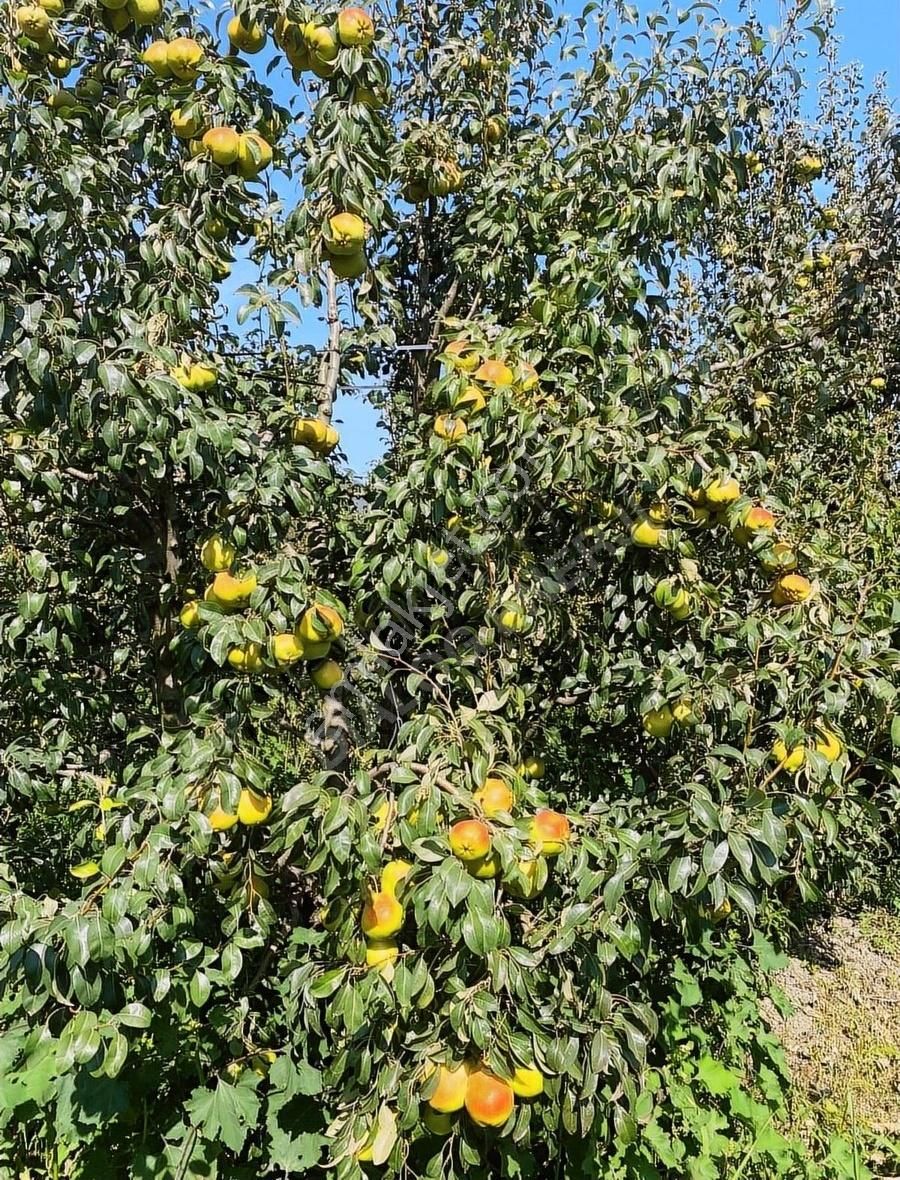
[445,339,480,373]
[772,573,812,606]
[529,809,571,856]
[203,126,241,167]
[448,818,491,862]
[474,359,513,387]
[465,1070,515,1127]
[337,6,375,47]
[473,776,514,817]
[361,891,404,939]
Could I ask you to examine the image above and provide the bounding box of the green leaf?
[189,971,211,1008]
[186,1077,261,1154]
[696,1056,741,1097]
[70,861,100,880]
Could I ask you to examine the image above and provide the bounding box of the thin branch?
[429,276,459,348]
[704,338,802,376]
[64,466,98,483]
[317,268,341,423]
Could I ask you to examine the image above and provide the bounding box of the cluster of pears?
[795,247,832,291]
[419,1055,544,1136]
[361,760,564,967]
[321,211,370,281]
[359,857,410,970]
[141,35,206,79]
[771,725,843,774]
[274,6,375,77]
[447,791,571,894]
[632,473,813,608]
[166,106,273,180]
[202,780,273,832]
[642,699,699,738]
[432,337,539,444]
[179,535,344,690]
[456,762,568,894]
[402,156,465,203]
[16,0,160,53]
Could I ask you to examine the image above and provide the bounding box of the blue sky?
[220,1,899,476]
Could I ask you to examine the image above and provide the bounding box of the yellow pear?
[166,36,204,80]
[497,603,528,633]
[772,739,805,773]
[171,108,204,141]
[48,55,74,76]
[271,632,305,665]
[509,1066,544,1098]
[15,5,51,39]
[237,788,272,825]
[202,126,241,167]
[210,571,257,608]
[325,211,366,255]
[291,417,340,454]
[425,1063,470,1113]
[454,384,486,413]
[705,476,741,505]
[126,0,161,26]
[433,415,467,442]
[207,803,238,831]
[142,40,171,76]
[814,727,842,763]
[103,6,132,30]
[466,851,501,879]
[311,659,343,691]
[365,940,398,969]
[227,14,266,53]
[518,755,544,779]
[226,642,264,673]
[771,573,812,606]
[380,860,412,897]
[504,857,543,899]
[422,1108,454,1135]
[236,132,273,179]
[327,249,367,280]
[200,534,234,572]
[642,706,674,738]
[179,600,200,628]
[297,603,343,643]
[631,518,663,548]
[304,22,339,60]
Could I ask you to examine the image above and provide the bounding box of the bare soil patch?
[766,913,900,1136]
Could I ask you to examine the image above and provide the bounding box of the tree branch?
[317,267,341,423]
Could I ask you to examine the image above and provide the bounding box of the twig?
[428,276,459,349]
[317,268,341,423]
[704,338,802,376]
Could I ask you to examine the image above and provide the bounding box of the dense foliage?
[1,0,899,1176]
